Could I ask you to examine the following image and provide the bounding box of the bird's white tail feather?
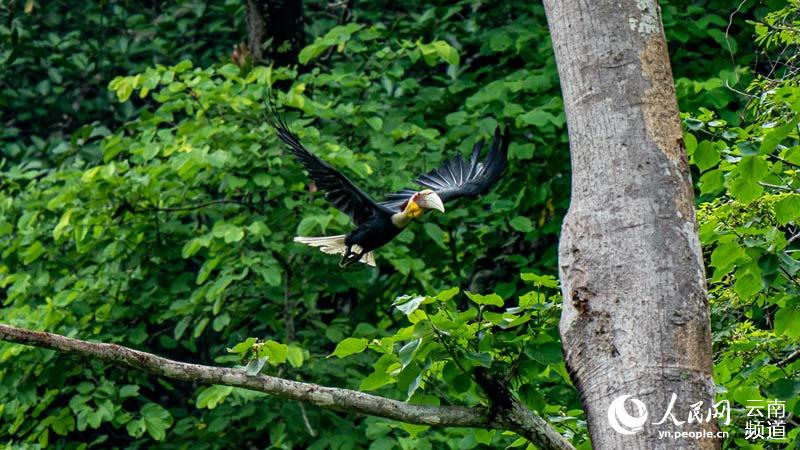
[293,235,375,267]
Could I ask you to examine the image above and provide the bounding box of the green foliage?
[663,1,756,122]
[0,1,244,163]
[339,275,583,447]
[685,3,800,447]
[0,0,782,448]
[0,2,571,447]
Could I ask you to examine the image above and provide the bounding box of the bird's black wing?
[380,126,510,211]
[266,99,387,226]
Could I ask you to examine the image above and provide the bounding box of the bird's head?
[405,189,445,218]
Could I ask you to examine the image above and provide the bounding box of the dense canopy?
[0,1,798,448]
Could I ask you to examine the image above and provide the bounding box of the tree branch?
[133,198,252,213]
[0,324,574,450]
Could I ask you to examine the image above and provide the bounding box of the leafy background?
[0,0,797,449]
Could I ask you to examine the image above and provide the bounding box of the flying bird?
[267,101,509,267]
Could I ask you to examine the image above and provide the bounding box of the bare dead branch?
[0,323,574,450]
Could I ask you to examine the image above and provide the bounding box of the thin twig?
[135,199,252,213]
[283,264,295,342]
[778,348,800,367]
[299,402,317,436]
[758,182,798,192]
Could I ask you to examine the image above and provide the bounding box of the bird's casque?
[266,96,510,267]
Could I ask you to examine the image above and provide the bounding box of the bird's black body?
[344,214,402,254]
[266,94,510,267]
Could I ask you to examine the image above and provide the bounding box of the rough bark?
[245,0,305,65]
[541,1,718,449]
[0,323,574,450]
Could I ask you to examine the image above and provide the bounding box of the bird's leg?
[339,246,354,267]
[340,247,367,267]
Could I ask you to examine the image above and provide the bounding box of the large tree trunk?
[245,0,305,65]
[542,1,718,448]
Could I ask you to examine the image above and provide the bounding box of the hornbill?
[267,103,510,267]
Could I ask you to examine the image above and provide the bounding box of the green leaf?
[298,23,364,64]
[525,341,563,365]
[766,378,800,402]
[218,63,240,78]
[329,337,368,358]
[521,272,559,288]
[509,142,535,160]
[733,385,763,404]
[465,291,504,307]
[360,368,392,391]
[435,41,459,65]
[733,272,761,299]
[174,316,191,341]
[126,418,146,438]
[129,323,147,344]
[774,194,800,225]
[140,403,173,441]
[760,115,800,154]
[404,368,423,400]
[297,217,317,235]
[785,147,800,165]
[22,240,46,264]
[775,307,800,340]
[516,110,558,128]
[262,340,288,365]
[141,143,159,161]
[518,385,546,412]
[228,337,257,354]
[435,287,460,301]
[489,31,513,52]
[172,59,192,73]
[692,140,720,172]
[287,345,304,368]
[475,428,495,445]
[736,156,768,181]
[507,437,529,448]
[193,317,209,338]
[365,116,383,131]
[212,313,230,332]
[181,238,204,258]
[699,169,724,195]
[245,357,267,375]
[729,177,763,203]
[423,222,446,247]
[684,132,698,155]
[464,351,492,368]
[119,385,139,398]
[509,216,533,232]
[196,385,234,410]
[393,295,426,316]
[212,223,244,243]
[710,242,745,270]
[398,338,422,368]
[417,40,460,66]
[53,209,73,240]
[445,111,468,126]
[298,43,327,65]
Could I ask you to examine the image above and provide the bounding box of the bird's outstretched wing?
[380,126,510,211]
[266,97,386,226]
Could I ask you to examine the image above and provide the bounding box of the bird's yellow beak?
[416,191,445,213]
